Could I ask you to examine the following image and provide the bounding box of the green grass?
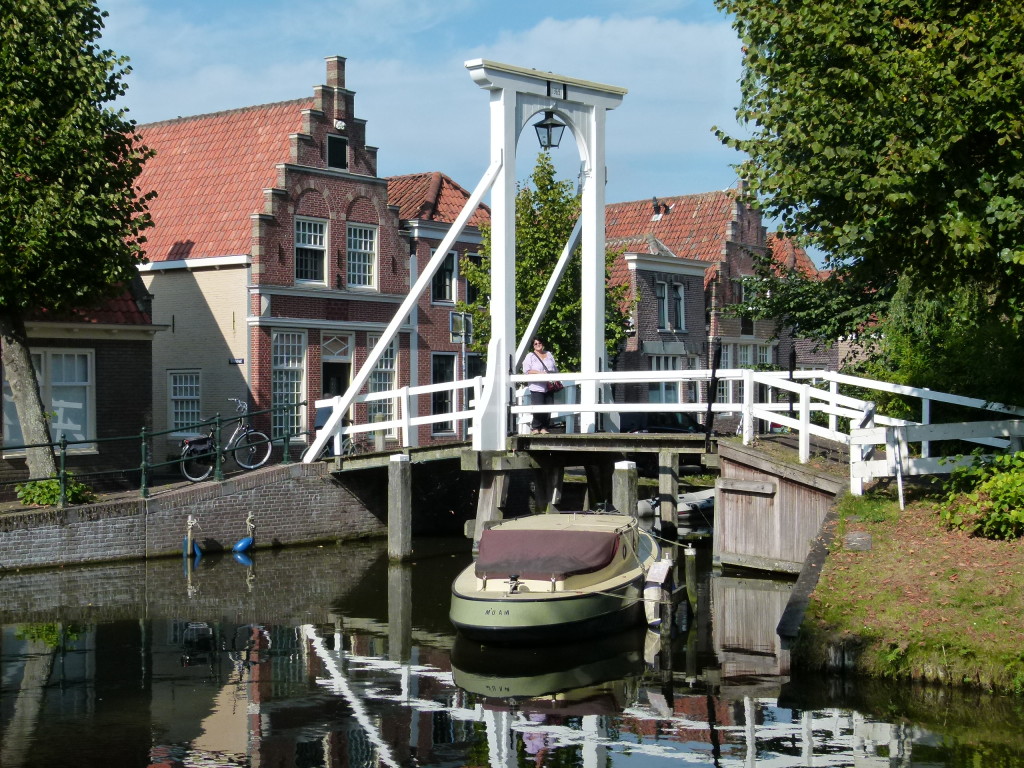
[796,488,1024,694]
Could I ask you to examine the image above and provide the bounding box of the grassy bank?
[793,486,1024,694]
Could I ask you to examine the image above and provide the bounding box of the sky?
[97,0,747,207]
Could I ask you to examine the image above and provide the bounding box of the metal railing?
[1,401,306,506]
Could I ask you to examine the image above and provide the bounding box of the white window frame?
[431,249,458,304]
[295,217,327,284]
[367,333,397,436]
[2,348,96,454]
[346,223,378,289]
[271,330,306,440]
[758,344,773,366]
[169,370,202,435]
[655,281,668,330]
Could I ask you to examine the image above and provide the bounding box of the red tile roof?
[136,99,311,262]
[387,172,490,228]
[29,291,152,325]
[606,190,738,265]
[768,232,818,278]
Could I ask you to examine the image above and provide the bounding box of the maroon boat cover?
[475,529,619,580]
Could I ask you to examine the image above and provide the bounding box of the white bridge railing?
[313,368,1024,499]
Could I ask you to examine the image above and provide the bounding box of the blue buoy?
[232,536,254,553]
[182,536,189,558]
[233,551,254,567]
[193,541,203,557]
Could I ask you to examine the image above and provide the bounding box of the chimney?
[325,55,346,89]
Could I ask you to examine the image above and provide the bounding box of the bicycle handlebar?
[227,397,248,414]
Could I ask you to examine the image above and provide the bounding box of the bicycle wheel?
[233,430,272,469]
[180,445,214,482]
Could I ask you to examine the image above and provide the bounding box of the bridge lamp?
[533,111,566,149]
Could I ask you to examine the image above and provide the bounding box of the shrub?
[941,451,1024,540]
[15,475,97,507]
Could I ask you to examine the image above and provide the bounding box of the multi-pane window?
[272,330,305,439]
[347,224,377,288]
[684,356,700,403]
[431,353,456,434]
[648,355,679,403]
[368,334,396,433]
[673,284,685,331]
[655,282,668,329]
[719,343,732,369]
[2,349,94,451]
[295,219,326,283]
[431,250,457,303]
[758,345,772,366]
[170,371,201,432]
[738,344,753,368]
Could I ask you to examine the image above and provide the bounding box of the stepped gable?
[768,232,818,278]
[606,190,740,287]
[136,99,311,262]
[387,171,490,227]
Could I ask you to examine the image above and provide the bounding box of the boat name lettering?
[484,608,511,616]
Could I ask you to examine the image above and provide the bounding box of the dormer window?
[327,135,348,170]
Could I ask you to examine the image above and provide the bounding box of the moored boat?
[449,512,660,643]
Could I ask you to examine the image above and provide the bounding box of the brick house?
[136,56,490,458]
[605,190,818,408]
[386,172,489,445]
[0,277,162,493]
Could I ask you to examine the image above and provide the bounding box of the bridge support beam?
[470,470,509,548]
[388,454,412,561]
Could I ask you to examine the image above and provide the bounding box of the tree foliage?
[0,0,154,476]
[716,0,1024,333]
[459,153,630,371]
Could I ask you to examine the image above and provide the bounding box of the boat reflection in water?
[451,627,648,712]
[4,541,1024,766]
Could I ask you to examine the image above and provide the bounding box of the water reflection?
[2,538,1023,767]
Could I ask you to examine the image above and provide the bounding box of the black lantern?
[533,111,566,149]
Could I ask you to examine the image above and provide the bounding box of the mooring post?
[387,562,413,662]
[612,460,638,516]
[658,449,678,539]
[684,544,698,614]
[388,454,412,561]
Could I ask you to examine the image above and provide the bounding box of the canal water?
[2,537,1023,767]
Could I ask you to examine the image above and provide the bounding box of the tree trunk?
[0,310,57,479]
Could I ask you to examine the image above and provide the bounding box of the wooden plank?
[718,478,776,496]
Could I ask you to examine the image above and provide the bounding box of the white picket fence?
[314,368,1024,499]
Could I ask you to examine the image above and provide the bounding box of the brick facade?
[0,462,386,571]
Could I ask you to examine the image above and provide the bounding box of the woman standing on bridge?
[524,337,558,433]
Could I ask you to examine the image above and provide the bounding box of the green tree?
[459,152,630,371]
[0,0,153,478]
[716,1,1024,335]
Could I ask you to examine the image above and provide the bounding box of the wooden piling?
[612,460,638,516]
[388,454,412,561]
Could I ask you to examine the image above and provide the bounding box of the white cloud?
[99,1,745,201]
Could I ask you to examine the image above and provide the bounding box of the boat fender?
[232,536,254,553]
[233,551,254,567]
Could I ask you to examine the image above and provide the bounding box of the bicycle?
[318,418,369,460]
[180,398,273,482]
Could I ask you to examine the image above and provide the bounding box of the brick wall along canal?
[2,537,1023,767]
